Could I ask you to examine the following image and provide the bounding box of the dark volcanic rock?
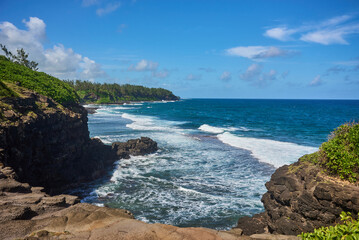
[237,160,359,235]
[0,88,159,194]
[112,137,158,159]
[237,213,268,235]
[0,90,119,193]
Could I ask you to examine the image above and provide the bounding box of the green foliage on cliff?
[319,122,359,182]
[300,212,359,240]
[64,80,180,103]
[0,55,79,106]
[0,80,18,97]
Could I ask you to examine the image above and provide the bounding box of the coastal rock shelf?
[238,159,359,235]
[0,166,299,240]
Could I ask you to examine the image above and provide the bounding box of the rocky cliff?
[0,86,117,193]
[0,86,158,194]
[237,158,359,235]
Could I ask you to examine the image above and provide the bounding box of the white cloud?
[240,64,262,80]
[186,74,201,81]
[309,75,323,86]
[0,17,106,81]
[320,15,353,27]
[128,59,159,72]
[300,24,359,45]
[265,14,359,45]
[220,71,231,82]
[96,2,121,16]
[226,46,289,60]
[240,64,277,87]
[264,27,297,41]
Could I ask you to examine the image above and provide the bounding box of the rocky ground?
[0,165,300,240]
[237,158,359,235]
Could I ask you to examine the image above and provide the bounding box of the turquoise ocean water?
[79,99,359,229]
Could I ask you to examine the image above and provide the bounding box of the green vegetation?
[1,44,38,71]
[300,212,359,239]
[65,80,180,103]
[0,47,179,106]
[0,55,79,106]
[0,80,18,97]
[318,122,359,182]
[299,122,359,183]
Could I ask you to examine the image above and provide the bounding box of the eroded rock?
[237,160,359,235]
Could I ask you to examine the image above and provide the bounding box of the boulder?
[112,137,158,158]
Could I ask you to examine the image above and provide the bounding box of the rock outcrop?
[237,159,359,235]
[0,88,119,193]
[112,137,158,159]
[0,88,158,194]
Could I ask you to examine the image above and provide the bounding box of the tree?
[0,44,14,60]
[0,44,38,71]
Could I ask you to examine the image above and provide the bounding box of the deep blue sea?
[79,99,359,230]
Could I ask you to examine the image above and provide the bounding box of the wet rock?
[112,137,158,158]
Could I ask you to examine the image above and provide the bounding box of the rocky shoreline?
[0,165,300,240]
[1,87,357,239]
[237,158,359,236]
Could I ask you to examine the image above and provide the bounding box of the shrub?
[300,212,359,239]
[318,122,359,182]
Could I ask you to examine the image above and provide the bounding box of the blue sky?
[0,0,359,99]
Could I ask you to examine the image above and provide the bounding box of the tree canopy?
[65,80,180,104]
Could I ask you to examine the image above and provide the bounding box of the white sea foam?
[124,102,143,106]
[121,113,185,132]
[198,124,239,134]
[93,203,104,207]
[112,106,137,110]
[178,186,205,195]
[83,104,97,108]
[217,132,318,168]
[93,135,112,144]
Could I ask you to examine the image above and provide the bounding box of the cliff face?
[0,87,117,193]
[237,159,359,235]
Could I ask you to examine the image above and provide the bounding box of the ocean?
[79,99,359,230]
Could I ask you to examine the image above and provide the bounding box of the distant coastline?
[82,99,180,114]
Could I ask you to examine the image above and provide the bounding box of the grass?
[0,55,79,106]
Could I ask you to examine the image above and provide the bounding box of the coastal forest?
[64,80,180,104]
[0,53,179,106]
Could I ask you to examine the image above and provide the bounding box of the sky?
[0,0,359,99]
